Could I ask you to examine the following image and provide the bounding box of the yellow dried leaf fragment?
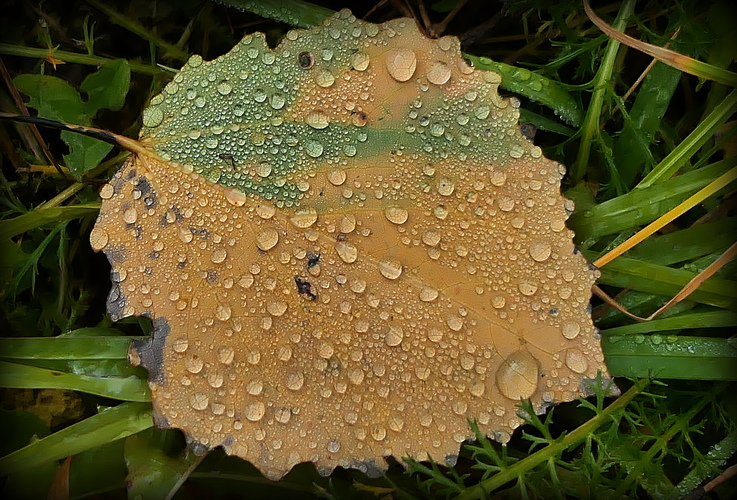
[92,9,611,480]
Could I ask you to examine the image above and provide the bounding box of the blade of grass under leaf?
[603,335,737,380]
[602,310,737,335]
[0,361,150,401]
[0,402,153,477]
[0,336,135,360]
[0,204,99,240]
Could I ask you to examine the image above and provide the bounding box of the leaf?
[80,58,131,113]
[13,61,131,178]
[90,10,611,480]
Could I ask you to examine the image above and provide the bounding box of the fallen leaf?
[90,9,611,480]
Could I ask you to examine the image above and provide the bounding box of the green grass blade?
[0,44,164,75]
[603,335,737,380]
[637,89,737,188]
[571,0,636,182]
[219,0,334,28]
[601,310,737,335]
[596,256,737,309]
[465,56,583,127]
[0,361,150,401]
[0,336,134,360]
[0,402,153,477]
[568,158,735,243]
[0,204,99,240]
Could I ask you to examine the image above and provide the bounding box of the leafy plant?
[1,0,735,498]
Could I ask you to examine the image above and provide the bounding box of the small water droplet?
[290,208,318,228]
[305,110,330,129]
[315,69,335,87]
[247,378,263,395]
[218,346,235,365]
[419,287,439,302]
[565,349,588,374]
[267,300,288,317]
[123,207,138,224]
[422,230,441,246]
[305,140,324,158]
[185,355,203,374]
[437,177,455,196]
[384,206,409,224]
[350,51,370,71]
[211,247,227,264]
[427,61,452,85]
[215,304,232,321]
[384,325,404,346]
[217,81,232,95]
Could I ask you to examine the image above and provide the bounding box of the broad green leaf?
[81,59,131,113]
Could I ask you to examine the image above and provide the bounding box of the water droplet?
[427,62,451,85]
[446,315,463,331]
[225,188,247,207]
[470,381,486,397]
[123,207,138,224]
[335,241,358,264]
[327,439,341,453]
[422,230,441,247]
[305,110,329,129]
[217,81,232,95]
[185,355,203,374]
[255,162,272,178]
[415,366,430,380]
[437,177,455,196]
[142,107,164,127]
[215,304,232,321]
[496,350,539,400]
[489,170,506,186]
[385,325,404,347]
[218,346,234,365]
[267,300,288,317]
[172,337,189,353]
[275,407,291,423]
[246,401,266,421]
[385,47,417,82]
[328,169,347,186]
[379,258,403,280]
[286,370,305,390]
[315,69,335,87]
[384,206,409,224]
[529,241,552,262]
[89,227,109,251]
[190,393,209,410]
[562,322,581,339]
[348,368,364,385]
[290,208,318,228]
[491,295,506,309]
[351,51,370,71]
[247,378,263,395]
[419,286,439,302]
[371,425,387,441]
[305,140,324,158]
[211,247,227,264]
[565,349,588,374]
[256,228,279,251]
[99,184,114,199]
[518,281,538,296]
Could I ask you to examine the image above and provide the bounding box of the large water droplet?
[335,241,358,263]
[496,350,539,400]
[384,325,404,347]
[565,349,588,374]
[379,258,403,280]
[385,47,417,82]
[256,228,279,251]
[384,206,409,225]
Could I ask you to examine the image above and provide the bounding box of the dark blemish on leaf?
[135,177,152,195]
[152,411,171,429]
[520,123,537,140]
[178,259,188,269]
[105,245,127,263]
[125,169,137,181]
[219,153,235,167]
[130,316,170,385]
[206,270,218,284]
[336,233,347,242]
[222,435,235,447]
[189,226,209,239]
[307,252,320,268]
[549,308,558,316]
[294,276,317,300]
[148,251,160,259]
[186,435,211,456]
[298,51,314,68]
[106,282,126,321]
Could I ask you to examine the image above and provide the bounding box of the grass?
[1,0,735,498]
